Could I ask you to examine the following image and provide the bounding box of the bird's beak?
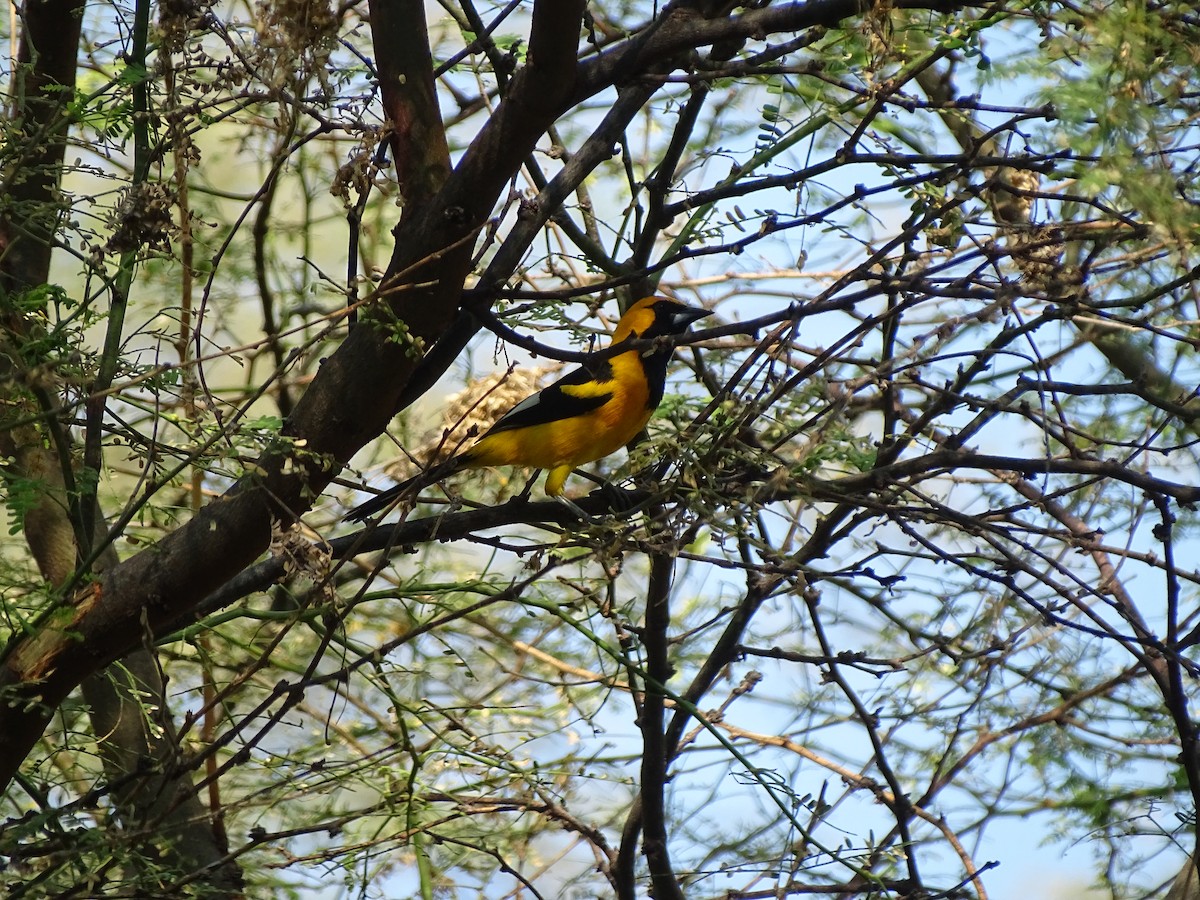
[670,305,712,330]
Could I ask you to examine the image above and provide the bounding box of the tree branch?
[637,551,686,900]
[368,0,451,206]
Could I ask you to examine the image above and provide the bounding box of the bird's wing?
[484,360,615,434]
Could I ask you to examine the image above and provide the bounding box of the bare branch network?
[2,0,1200,897]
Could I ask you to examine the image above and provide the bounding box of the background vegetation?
[3,0,1200,897]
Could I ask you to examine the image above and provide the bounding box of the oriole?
[347,296,710,521]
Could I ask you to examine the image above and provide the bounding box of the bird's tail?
[345,457,463,522]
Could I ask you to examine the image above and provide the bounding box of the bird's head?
[612,295,711,346]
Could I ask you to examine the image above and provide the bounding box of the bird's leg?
[554,493,590,521]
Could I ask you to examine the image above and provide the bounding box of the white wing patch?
[502,391,544,421]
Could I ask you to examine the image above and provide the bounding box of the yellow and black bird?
[347,296,710,521]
